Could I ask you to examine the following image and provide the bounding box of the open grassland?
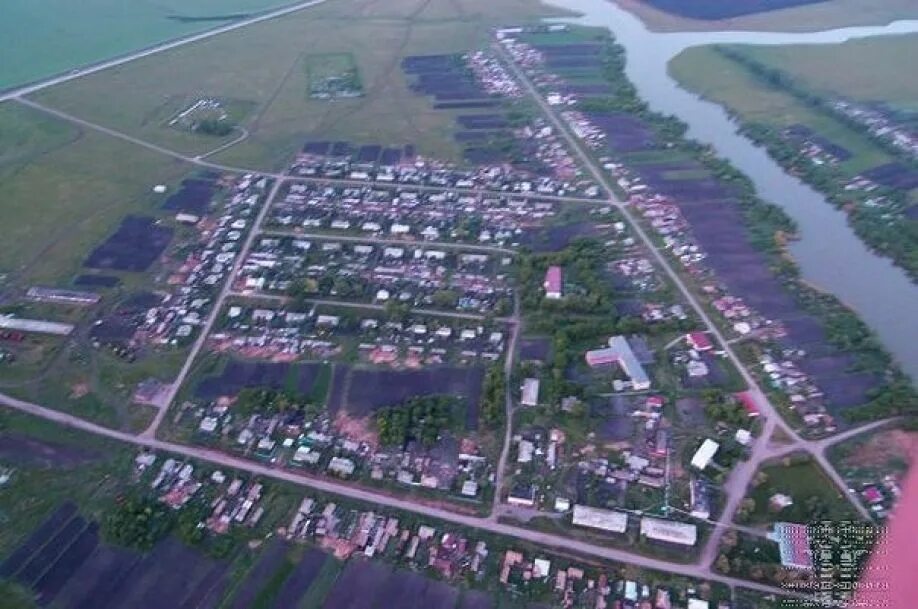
[741,457,861,526]
[1,0,307,91]
[613,0,918,33]
[0,103,192,287]
[669,45,896,174]
[737,34,918,113]
[30,0,570,172]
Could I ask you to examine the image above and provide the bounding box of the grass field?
[0,410,134,557]
[741,456,860,525]
[737,34,918,113]
[669,45,897,174]
[614,0,918,33]
[0,103,192,287]
[29,0,570,171]
[1,0,307,91]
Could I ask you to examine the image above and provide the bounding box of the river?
[543,0,918,382]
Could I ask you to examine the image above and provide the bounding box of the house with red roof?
[734,391,761,417]
[686,332,713,352]
[543,266,563,299]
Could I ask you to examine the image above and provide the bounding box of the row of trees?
[480,364,505,427]
[235,387,312,417]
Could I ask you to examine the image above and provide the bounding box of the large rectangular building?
[571,505,628,534]
[690,439,719,471]
[640,517,697,546]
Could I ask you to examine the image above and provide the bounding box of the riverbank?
[541,0,918,383]
[669,43,918,283]
[512,23,917,430]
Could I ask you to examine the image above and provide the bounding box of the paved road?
[141,177,286,438]
[0,389,801,600]
[0,0,335,103]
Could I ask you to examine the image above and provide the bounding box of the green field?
[669,45,896,174]
[615,0,918,33]
[0,0,306,91]
[29,0,570,171]
[740,456,861,526]
[735,34,918,113]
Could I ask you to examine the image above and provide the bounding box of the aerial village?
[0,19,911,609]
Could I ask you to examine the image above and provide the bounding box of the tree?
[103,495,175,550]
[715,554,731,574]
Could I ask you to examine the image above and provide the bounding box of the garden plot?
[329,365,485,430]
[195,360,325,400]
[322,561,460,609]
[83,215,173,273]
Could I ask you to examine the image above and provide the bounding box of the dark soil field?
[271,548,327,609]
[331,366,484,430]
[518,221,599,252]
[163,177,217,215]
[195,360,324,399]
[862,162,918,190]
[0,433,99,468]
[0,502,78,578]
[84,215,173,273]
[230,540,290,609]
[74,274,120,288]
[637,0,827,20]
[3,505,232,609]
[519,337,551,362]
[458,590,494,609]
[322,560,460,609]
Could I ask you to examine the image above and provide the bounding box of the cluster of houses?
[289,150,596,198]
[757,347,838,434]
[192,402,492,501]
[465,50,522,98]
[135,452,267,534]
[285,495,491,575]
[212,303,508,366]
[502,543,726,609]
[831,100,918,160]
[268,182,559,245]
[236,235,514,314]
[506,394,702,521]
[135,175,269,346]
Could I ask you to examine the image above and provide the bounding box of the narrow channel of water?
[544,0,918,381]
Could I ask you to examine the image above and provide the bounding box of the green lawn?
[29,0,572,172]
[669,45,895,174]
[741,34,918,113]
[741,456,861,526]
[0,0,307,90]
